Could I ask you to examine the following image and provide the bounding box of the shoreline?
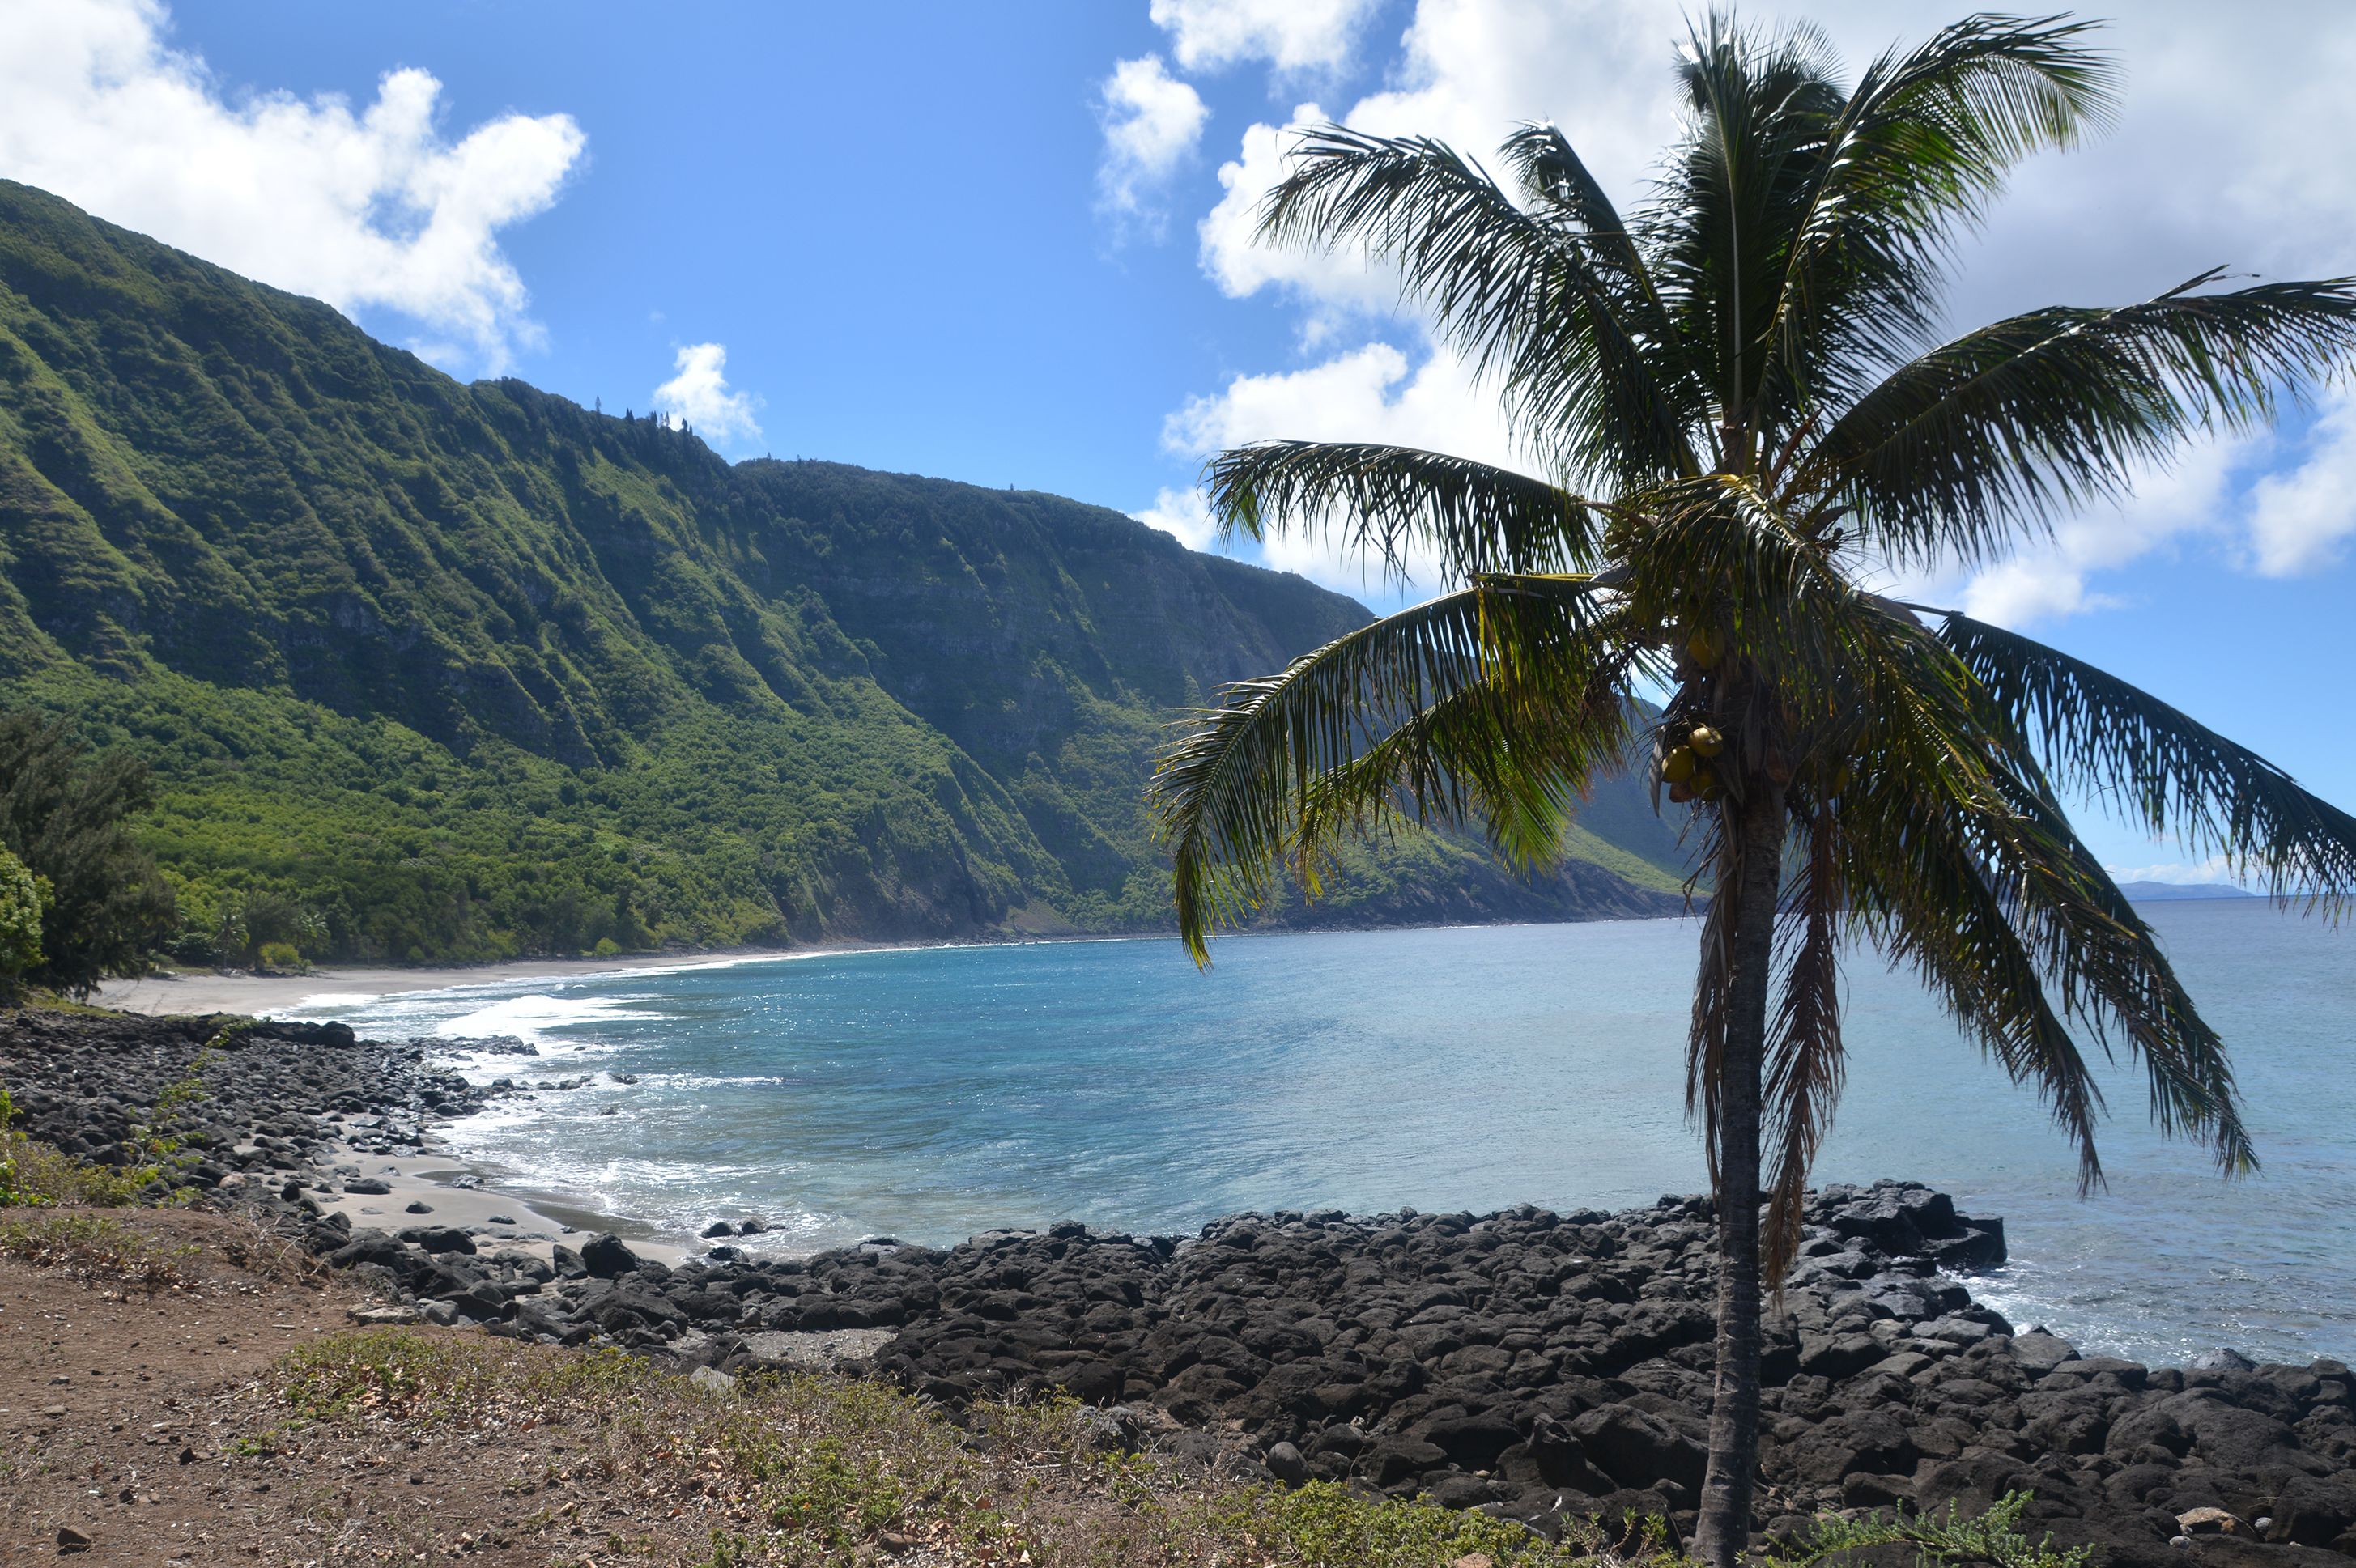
[91,913,1707,1021]
[6,1005,2354,1556]
[89,943,821,1018]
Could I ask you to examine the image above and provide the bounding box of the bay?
[307,899,2355,1367]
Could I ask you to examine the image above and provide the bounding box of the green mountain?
[0,180,1688,964]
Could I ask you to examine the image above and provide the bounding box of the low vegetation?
[254,1328,2084,1568]
[0,1210,195,1291]
[0,1115,2085,1568]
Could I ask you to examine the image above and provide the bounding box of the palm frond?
[1294,635,1638,885]
[1981,766,2257,1175]
[1204,440,1610,583]
[1945,612,2356,912]
[1756,14,2118,431]
[1260,125,1703,487]
[1763,801,1847,1281]
[1838,761,2110,1189]
[1829,615,2256,1182]
[1150,576,1617,962]
[1799,275,2356,567]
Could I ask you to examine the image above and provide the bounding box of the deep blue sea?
[297,900,2356,1368]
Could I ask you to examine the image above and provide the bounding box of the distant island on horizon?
[2114,880,2259,902]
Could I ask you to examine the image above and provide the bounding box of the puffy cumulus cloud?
[1148,0,1383,75]
[1162,0,2356,618]
[1097,56,1208,233]
[1953,389,2356,625]
[0,0,584,371]
[653,343,763,446]
[1133,486,1219,550]
[1197,1,1675,320]
[1162,340,1531,593]
[1198,102,1407,344]
[2248,391,2356,577]
[1952,431,2247,627]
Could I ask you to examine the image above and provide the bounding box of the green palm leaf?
[1150,576,1614,962]
[1205,440,1611,582]
[1801,275,2356,566]
[1945,612,2356,909]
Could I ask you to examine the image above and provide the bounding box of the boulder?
[1569,1405,1706,1494]
[580,1233,640,1279]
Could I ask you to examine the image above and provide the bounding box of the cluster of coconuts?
[1661,720,1726,803]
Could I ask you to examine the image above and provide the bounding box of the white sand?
[91,949,807,1019]
[225,1145,688,1265]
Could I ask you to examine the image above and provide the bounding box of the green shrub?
[256,940,304,973]
[0,845,44,992]
[1769,1492,2092,1568]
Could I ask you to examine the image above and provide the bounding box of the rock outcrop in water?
[6,1006,2355,1564]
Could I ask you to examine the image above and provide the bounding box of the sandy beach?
[281,1145,691,1265]
[91,946,809,1018]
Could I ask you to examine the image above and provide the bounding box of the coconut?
[1688,724,1724,758]
[1662,746,1697,784]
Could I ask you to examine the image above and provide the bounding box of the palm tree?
[1148,13,2356,1565]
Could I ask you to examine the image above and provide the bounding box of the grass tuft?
[1769,1493,2092,1568]
[0,1212,196,1292]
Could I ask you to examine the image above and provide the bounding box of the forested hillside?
[0,181,1688,963]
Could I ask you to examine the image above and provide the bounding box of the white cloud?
[1133,486,1219,550]
[0,0,584,371]
[1097,56,1208,232]
[1952,430,2248,626]
[1160,0,2356,618]
[2247,390,2356,577]
[652,342,762,446]
[1148,0,1383,75]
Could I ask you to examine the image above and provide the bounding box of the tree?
[0,845,45,997]
[1147,15,2356,1564]
[0,713,177,997]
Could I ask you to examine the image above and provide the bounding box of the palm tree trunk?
[1694,780,1784,1568]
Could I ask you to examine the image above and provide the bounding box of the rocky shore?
[6,1007,2354,1566]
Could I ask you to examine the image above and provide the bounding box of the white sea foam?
[286,991,384,1016]
[432,992,662,1051]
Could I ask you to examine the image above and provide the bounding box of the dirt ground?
[0,1209,1193,1568]
[0,1209,648,1567]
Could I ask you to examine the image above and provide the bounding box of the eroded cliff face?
[0,178,1686,960]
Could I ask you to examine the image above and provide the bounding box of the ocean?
[298,899,2355,1368]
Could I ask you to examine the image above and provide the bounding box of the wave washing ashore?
[6,1005,2355,1563]
[277,903,2356,1370]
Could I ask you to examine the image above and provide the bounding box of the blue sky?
[4,0,2353,880]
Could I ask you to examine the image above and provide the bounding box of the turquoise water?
[302,901,2356,1367]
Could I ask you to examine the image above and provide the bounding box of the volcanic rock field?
[6,1008,2353,1566]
